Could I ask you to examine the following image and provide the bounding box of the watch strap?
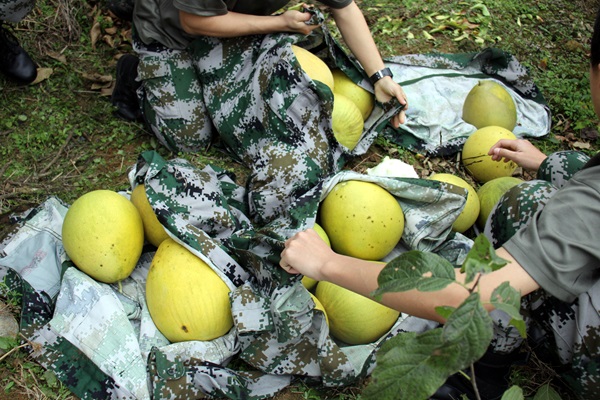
[369,67,393,85]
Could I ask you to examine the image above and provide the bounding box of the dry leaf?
[46,51,67,64]
[90,21,102,49]
[31,68,53,85]
[105,26,118,35]
[81,72,113,83]
[572,141,591,149]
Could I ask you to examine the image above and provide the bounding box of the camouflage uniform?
[483,150,600,399]
[0,0,34,22]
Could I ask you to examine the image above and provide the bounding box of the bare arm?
[280,229,540,323]
[179,9,321,38]
[330,2,407,127]
[488,139,548,171]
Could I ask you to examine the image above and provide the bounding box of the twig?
[38,131,73,177]
[0,342,29,363]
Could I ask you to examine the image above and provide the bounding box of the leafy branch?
[364,235,525,400]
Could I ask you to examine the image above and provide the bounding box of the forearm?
[320,254,469,323]
[330,2,386,76]
[179,11,289,37]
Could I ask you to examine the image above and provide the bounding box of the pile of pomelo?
[61,187,233,343]
[292,45,375,151]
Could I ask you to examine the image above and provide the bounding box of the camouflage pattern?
[482,150,600,399]
[0,147,473,399]
[0,0,34,23]
[135,10,401,226]
[382,48,551,156]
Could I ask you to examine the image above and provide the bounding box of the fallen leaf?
[572,141,591,149]
[31,68,53,85]
[90,21,102,49]
[81,72,113,83]
[46,51,67,64]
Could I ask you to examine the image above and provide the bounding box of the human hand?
[279,228,334,280]
[281,10,322,35]
[488,139,548,171]
[374,76,407,128]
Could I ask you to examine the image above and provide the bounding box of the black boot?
[111,54,143,122]
[430,349,530,400]
[0,23,37,85]
[105,0,135,22]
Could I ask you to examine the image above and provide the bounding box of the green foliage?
[365,235,522,400]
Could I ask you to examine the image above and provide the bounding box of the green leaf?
[434,305,455,320]
[532,383,562,400]
[462,235,509,283]
[490,282,526,337]
[363,329,465,400]
[442,293,494,361]
[373,251,456,300]
[501,385,525,400]
[0,336,18,350]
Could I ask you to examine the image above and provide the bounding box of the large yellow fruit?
[62,190,144,283]
[291,45,334,91]
[332,69,375,120]
[429,173,480,233]
[310,293,329,325]
[130,184,170,248]
[332,93,365,151]
[462,126,518,183]
[319,180,404,260]
[476,176,523,228]
[315,281,399,345]
[462,80,517,131]
[145,238,233,342]
[302,223,330,291]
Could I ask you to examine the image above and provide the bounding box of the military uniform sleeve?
[503,166,600,303]
[173,0,228,17]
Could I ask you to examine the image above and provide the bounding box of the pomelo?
[429,173,480,233]
[332,93,364,151]
[291,45,334,91]
[130,184,170,248]
[302,222,329,291]
[145,238,233,342]
[462,126,518,183]
[476,176,523,228]
[315,281,399,345]
[332,69,375,120]
[462,80,517,131]
[310,292,329,325]
[319,180,404,260]
[62,189,144,283]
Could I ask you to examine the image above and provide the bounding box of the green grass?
[0,0,599,398]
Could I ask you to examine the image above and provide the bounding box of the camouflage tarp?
[382,48,551,156]
[0,149,474,399]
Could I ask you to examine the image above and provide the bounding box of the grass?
[0,0,599,398]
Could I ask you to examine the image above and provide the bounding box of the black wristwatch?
[369,67,393,85]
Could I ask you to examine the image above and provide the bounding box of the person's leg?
[0,0,37,84]
[126,36,215,153]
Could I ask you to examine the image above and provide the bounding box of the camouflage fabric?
[0,147,474,399]
[382,48,551,156]
[0,0,34,22]
[482,150,600,399]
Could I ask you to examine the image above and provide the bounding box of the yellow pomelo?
[130,184,170,248]
[62,190,144,283]
[319,180,404,260]
[302,222,330,291]
[310,293,329,325]
[291,45,334,91]
[462,80,517,131]
[476,176,523,228]
[332,69,375,120]
[145,238,233,342]
[429,173,480,233]
[315,281,399,345]
[332,93,365,151]
[461,126,518,183]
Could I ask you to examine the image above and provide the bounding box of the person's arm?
[330,2,407,128]
[179,9,321,37]
[280,229,540,323]
[488,139,548,171]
